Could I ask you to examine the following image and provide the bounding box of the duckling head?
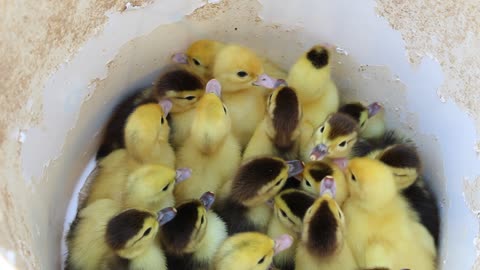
[124,101,172,163]
[302,180,345,257]
[338,102,383,132]
[160,191,215,254]
[189,79,232,154]
[214,232,293,270]
[309,113,359,161]
[265,86,302,152]
[273,189,315,234]
[172,39,225,80]
[124,165,191,211]
[230,157,304,207]
[213,45,284,92]
[346,157,397,209]
[106,207,177,259]
[378,144,421,189]
[153,69,205,114]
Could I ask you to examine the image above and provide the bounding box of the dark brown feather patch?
[154,70,204,99]
[338,103,366,123]
[272,87,300,151]
[379,144,421,170]
[230,158,285,203]
[306,47,330,69]
[106,209,152,250]
[307,201,339,257]
[327,113,358,140]
[281,191,315,219]
[160,201,201,254]
[307,162,334,183]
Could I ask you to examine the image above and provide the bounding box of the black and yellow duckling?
[267,189,315,270]
[243,86,303,161]
[295,178,357,270]
[301,160,348,205]
[214,232,293,270]
[65,199,176,270]
[159,191,227,270]
[215,157,304,234]
[338,101,385,139]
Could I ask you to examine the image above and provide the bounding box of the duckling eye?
[338,211,342,219]
[351,173,357,182]
[305,180,312,187]
[161,117,164,124]
[223,105,227,114]
[338,141,347,147]
[280,209,287,218]
[200,215,205,225]
[257,256,266,264]
[143,228,151,237]
[185,96,196,100]
[319,126,325,133]
[360,121,366,127]
[237,71,248,77]
[192,58,201,66]
[162,183,170,191]
[275,179,282,186]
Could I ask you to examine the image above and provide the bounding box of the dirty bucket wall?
[1,0,479,269]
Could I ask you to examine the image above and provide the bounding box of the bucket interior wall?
[1,0,479,269]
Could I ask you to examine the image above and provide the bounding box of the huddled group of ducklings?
[65,39,440,270]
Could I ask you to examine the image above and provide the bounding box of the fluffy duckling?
[215,157,304,234]
[160,192,227,270]
[267,189,315,270]
[214,232,293,270]
[301,160,348,205]
[212,44,285,148]
[343,158,436,269]
[152,69,206,149]
[175,80,241,202]
[287,45,339,131]
[66,199,176,270]
[302,112,359,167]
[243,86,302,161]
[339,101,385,139]
[295,179,357,270]
[123,100,175,167]
[85,160,190,212]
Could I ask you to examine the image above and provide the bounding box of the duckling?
[295,179,357,270]
[215,157,304,234]
[66,199,176,270]
[174,79,241,202]
[212,44,285,148]
[214,232,293,270]
[267,189,315,270]
[172,39,287,82]
[243,86,302,161]
[122,100,175,167]
[302,112,359,168]
[160,192,227,270]
[152,69,206,149]
[85,159,190,212]
[343,158,436,270]
[339,101,385,139]
[301,160,348,205]
[287,45,339,131]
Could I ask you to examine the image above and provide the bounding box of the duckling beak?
[286,160,304,177]
[157,207,177,225]
[367,102,382,118]
[200,191,215,210]
[320,176,336,198]
[175,168,192,183]
[252,74,287,89]
[332,158,349,171]
[205,79,222,97]
[159,99,173,117]
[309,144,328,161]
[171,52,189,64]
[273,234,294,255]
[266,198,274,209]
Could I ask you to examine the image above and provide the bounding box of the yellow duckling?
[243,86,302,161]
[295,179,357,270]
[339,101,385,139]
[214,232,293,270]
[267,189,315,270]
[301,160,348,205]
[343,158,436,269]
[175,79,241,202]
[66,199,176,270]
